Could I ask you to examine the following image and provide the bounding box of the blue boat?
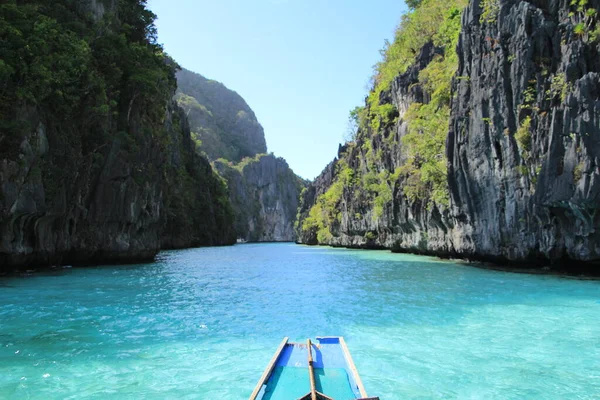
[249,337,379,400]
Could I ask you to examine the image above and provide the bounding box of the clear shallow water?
[0,243,599,399]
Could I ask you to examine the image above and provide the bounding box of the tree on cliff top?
[0,0,176,152]
[405,0,423,10]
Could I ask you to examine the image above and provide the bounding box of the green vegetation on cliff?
[364,0,465,207]
[214,154,305,241]
[175,68,267,162]
[301,159,354,242]
[299,0,466,241]
[0,0,173,152]
[176,68,304,242]
[0,0,235,269]
[370,0,464,104]
[0,0,186,206]
[398,3,464,206]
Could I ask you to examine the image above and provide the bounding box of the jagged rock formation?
[176,68,267,162]
[215,155,305,242]
[297,0,600,269]
[0,0,235,272]
[448,0,600,264]
[176,69,305,242]
[296,43,454,254]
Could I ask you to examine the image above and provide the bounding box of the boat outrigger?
[249,337,379,400]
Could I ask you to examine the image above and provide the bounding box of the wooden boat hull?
[249,337,378,400]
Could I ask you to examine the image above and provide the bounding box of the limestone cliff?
[176,68,267,162]
[296,0,600,269]
[160,101,236,250]
[448,0,600,264]
[176,69,305,242]
[296,43,454,254]
[0,0,235,272]
[215,155,305,242]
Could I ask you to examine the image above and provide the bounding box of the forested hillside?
[176,68,267,162]
[0,0,235,271]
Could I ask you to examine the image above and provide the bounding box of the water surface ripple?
[1,243,599,399]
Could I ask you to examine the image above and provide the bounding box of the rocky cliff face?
[296,43,455,254]
[176,68,304,242]
[0,100,235,272]
[0,1,235,273]
[176,68,267,162]
[215,155,305,242]
[160,102,236,249]
[297,0,600,269]
[448,0,600,264]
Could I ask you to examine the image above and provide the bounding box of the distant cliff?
[0,0,235,272]
[176,70,305,242]
[214,155,305,242]
[296,0,600,270]
[176,68,267,162]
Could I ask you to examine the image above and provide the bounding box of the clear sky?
[148,0,408,179]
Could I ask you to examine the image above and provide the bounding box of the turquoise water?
[0,243,599,399]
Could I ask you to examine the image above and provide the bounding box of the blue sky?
[148,0,408,179]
